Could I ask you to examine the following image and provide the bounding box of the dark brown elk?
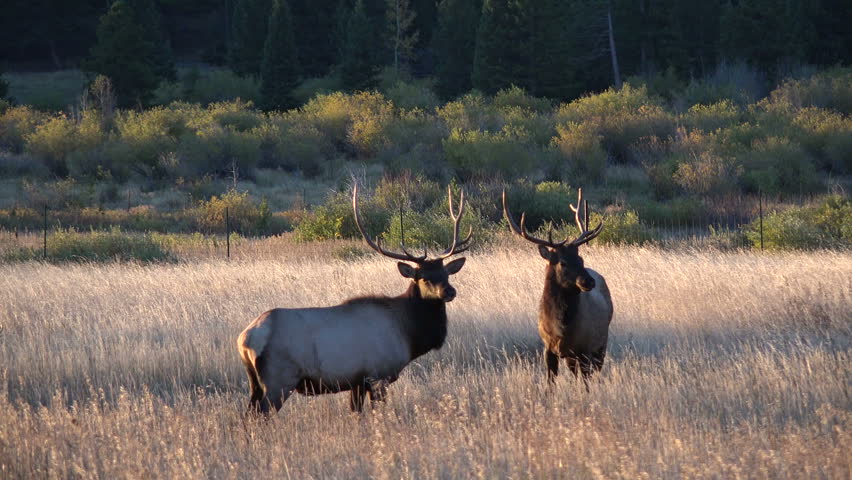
[503,187,613,387]
[237,184,472,415]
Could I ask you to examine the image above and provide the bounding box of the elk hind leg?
[243,355,265,415]
[350,383,367,413]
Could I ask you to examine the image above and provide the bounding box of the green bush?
[555,84,676,163]
[437,91,502,133]
[538,209,651,246]
[188,69,261,105]
[682,100,742,132]
[763,68,852,115]
[633,196,708,225]
[24,112,104,175]
[443,126,539,178]
[789,107,852,173]
[551,122,607,181]
[0,105,49,153]
[381,201,493,252]
[2,228,173,263]
[192,189,274,235]
[745,195,852,249]
[293,190,389,242]
[739,137,819,194]
[501,180,577,231]
[292,74,344,105]
[385,81,440,111]
[672,151,741,196]
[493,85,552,113]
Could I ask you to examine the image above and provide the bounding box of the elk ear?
[538,245,554,262]
[444,257,466,275]
[397,262,417,278]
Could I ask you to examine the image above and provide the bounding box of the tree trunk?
[607,5,622,89]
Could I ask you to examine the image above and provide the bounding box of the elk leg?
[590,345,606,373]
[244,357,265,415]
[544,350,559,384]
[261,381,294,414]
[565,356,581,378]
[366,377,389,406]
[350,383,367,413]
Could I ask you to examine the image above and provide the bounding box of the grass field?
[0,243,849,478]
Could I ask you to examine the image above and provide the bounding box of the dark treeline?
[2,0,851,102]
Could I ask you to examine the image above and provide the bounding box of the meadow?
[0,241,849,478]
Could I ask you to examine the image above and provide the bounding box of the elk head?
[503,187,603,292]
[353,183,472,302]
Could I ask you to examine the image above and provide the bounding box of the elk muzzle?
[441,286,457,302]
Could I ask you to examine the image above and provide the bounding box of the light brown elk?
[503,187,613,386]
[237,184,472,415]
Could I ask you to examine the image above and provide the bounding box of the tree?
[386,0,419,76]
[340,0,381,91]
[290,0,339,76]
[229,0,272,76]
[433,0,481,99]
[261,0,300,109]
[127,0,176,81]
[720,0,793,73]
[472,0,530,94]
[528,0,579,99]
[84,0,161,107]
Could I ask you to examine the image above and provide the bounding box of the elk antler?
[568,187,604,246]
[353,183,427,262]
[435,186,473,260]
[502,189,570,248]
[353,183,472,263]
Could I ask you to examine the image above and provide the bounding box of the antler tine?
[352,183,425,262]
[568,187,604,246]
[503,189,563,248]
[437,186,473,259]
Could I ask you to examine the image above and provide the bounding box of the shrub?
[682,100,742,132]
[293,190,389,242]
[551,122,607,181]
[2,228,173,263]
[24,112,104,175]
[192,189,271,235]
[555,84,676,163]
[501,180,577,232]
[385,81,440,111]
[443,126,539,179]
[382,201,494,252]
[188,69,261,105]
[744,196,852,250]
[738,137,819,194]
[179,125,261,177]
[764,67,852,115]
[672,151,741,196]
[789,107,852,173]
[538,209,651,246]
[493,85,552,113]
[292,74,344,105]
[437,91,502,133]
[633,196,708,226]
[0,106,49,153]
[372,174,444,212]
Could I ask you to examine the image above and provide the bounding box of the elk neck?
[539,266,582,328]
[397,281,449,359]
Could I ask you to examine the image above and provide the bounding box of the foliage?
[188,69,261,105]
[293,189,389,242]
[738,137,819,195]
[228,0,272,76]
[551,122,607,182]
[0,106,49,153]
[83,1,163,107]
[472,0,528,94]
[745,195,852,250]
[433,0,481,99]
[682,101,741,133]
[340,0,380,92]
[540,209,651,246]
[443,126,539,179]
[260,0,300,110]
[4,227,173,263]
[192,188,282,235]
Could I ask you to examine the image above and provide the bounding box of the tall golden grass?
[0,243,849,478]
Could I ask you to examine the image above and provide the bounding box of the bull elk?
[237,184,472,415]
[503,187,613,386]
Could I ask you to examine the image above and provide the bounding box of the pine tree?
[84,0,161,107]
[472,0,530,94]
[291,0,339,76]
[340,0,380,91]
[721,0,793,73]
[127,0,176,81]
[528,0,578,99]
[260,0,300,110]
[229,0,272,76]
[433,0,481,99]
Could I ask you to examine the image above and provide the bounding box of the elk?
[237,184,472,415]
[503,187,613,386]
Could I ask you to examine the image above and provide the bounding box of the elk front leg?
[366,376,389,407]
[544,349,559,384]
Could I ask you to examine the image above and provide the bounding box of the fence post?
[225,207,230,259]
[759,192,764,251]
[43,205,48,260]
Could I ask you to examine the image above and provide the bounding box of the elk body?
[503,188,613,385]
[237,185,472,415]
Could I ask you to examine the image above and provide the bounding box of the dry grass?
[0,243,850,479]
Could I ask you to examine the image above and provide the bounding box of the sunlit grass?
[0,244,849,478]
